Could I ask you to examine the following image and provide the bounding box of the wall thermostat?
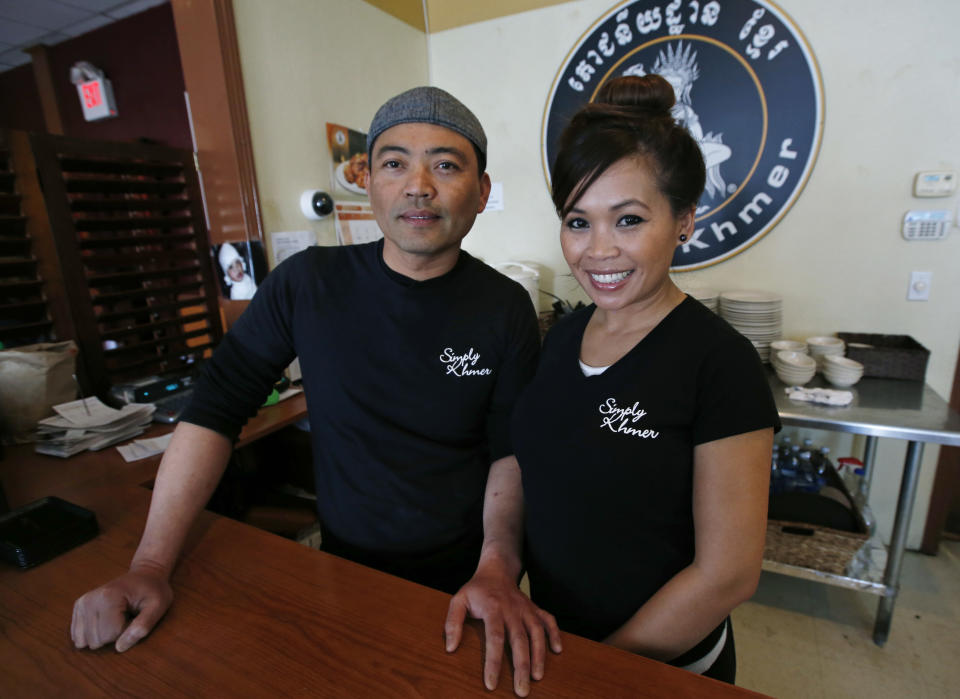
[913,171,956,197]
[902,210,952,240]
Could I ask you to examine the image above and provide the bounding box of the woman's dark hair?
[550,74,706,218]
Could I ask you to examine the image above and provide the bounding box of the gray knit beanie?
[367,86,487,167]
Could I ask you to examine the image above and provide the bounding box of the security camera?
[300,190,334,220]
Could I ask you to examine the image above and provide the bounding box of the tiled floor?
[734,540,960,698]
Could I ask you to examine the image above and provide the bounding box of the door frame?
[922,350,960,553]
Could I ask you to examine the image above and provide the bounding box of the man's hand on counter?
[444,561,562,697]
[71,562,173,653]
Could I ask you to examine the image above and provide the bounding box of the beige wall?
[362,0,573,32]
[428,0,960,548]
[230,0,958,549]
[233,0,428,254]
[425,0,572,32]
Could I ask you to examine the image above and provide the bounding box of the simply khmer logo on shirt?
[599,398,660,439]
[439,347,492,377]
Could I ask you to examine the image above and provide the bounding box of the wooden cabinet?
[1,131,223,398]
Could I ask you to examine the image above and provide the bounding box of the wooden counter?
[0,483,766,698]
[0,392,767,696]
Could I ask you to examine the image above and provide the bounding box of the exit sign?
[76,78,118,121]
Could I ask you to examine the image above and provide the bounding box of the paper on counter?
[36,399,156,458]
[48,398,154,430]
[87,424,149,451]
[52,397,121,427]
[112,388,302,462]
[116,433,174,462]
[35,422,150,458]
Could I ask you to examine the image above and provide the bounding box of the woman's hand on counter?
[444,556,562,697]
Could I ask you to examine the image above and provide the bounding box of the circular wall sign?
[542,0,823,270]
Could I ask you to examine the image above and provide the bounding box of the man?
[70,87,561,697]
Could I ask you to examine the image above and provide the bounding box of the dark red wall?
[0,3,191,149]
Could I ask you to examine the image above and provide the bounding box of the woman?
[511,75,780,683]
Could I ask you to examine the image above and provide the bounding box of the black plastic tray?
[0,496,99,569]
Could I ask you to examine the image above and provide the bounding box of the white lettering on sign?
[677,133,799,254]
[738,192,773,224]
[546,1,823,271]
[565,1,728,93]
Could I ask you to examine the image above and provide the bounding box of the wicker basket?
[836,332,930,381]
[764,520,867,576]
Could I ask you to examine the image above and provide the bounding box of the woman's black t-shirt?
[512,296,780,644]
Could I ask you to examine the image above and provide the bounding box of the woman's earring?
[679,234,688,242]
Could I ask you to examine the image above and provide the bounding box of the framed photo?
[214,240,267,300]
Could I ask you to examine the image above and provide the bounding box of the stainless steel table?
[765,370,960,645]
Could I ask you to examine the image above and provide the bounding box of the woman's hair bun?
[594,74,675,117]
[551,73,704,218]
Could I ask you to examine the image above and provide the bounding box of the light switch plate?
[907,271,932,301]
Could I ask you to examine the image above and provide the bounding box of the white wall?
[232,0,429,258]
[428,0,960,548]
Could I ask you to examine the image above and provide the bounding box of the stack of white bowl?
[822,355,864,387]
[772,350,817,385]
[806,336,845,368]
[770,339,807,355]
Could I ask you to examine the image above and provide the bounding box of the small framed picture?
[214,240,267,300]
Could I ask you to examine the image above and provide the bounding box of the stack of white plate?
[772,350,817,385]
[806,336,845,368]
[719,290,783,362]
[822,355,864,387]
[684,287,719,313]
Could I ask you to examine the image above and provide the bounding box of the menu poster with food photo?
[326,122,369,197]
[334,202,383,246]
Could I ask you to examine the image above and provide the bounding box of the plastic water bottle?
[797,450,812,479]
[839,458,866,498]
[861,501,876,536]
[798,450,824,491]
[814,446,830,476]
[778,436,793,462]
[769,447,779,492]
